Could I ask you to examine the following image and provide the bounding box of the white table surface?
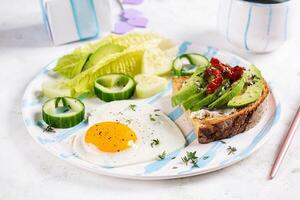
[1,0,300,199]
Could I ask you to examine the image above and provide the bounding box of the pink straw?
[269,105,300,179]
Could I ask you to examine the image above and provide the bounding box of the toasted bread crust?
[172,76,269,143]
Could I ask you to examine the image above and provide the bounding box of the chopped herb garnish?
[182,156,189,165]
[158,151,166,160]
[149,114,156,121]
[171,157,176,160]
[181,151,198,167]
[202,156,209,160]
[220,140,226,144]
[150,139,160,147]
[125,119,132,124]
[85,113,91,123]
[149,112,161,121]
[192,160,199,168]
[227,146,237,155]
[129,104,136,111]
[154,109,160,112]
[43,125,55,133]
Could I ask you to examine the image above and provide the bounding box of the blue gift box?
[40,0,112,45]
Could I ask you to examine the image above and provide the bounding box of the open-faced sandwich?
[171,54,269,143]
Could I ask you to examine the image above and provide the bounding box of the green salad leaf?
[83,43,126,71]
[47,32,177,97]
[65,47,145,96]
[73,43,95,55]
[92,32,163,50]
[54,33,162,79]
[54,52,90,79]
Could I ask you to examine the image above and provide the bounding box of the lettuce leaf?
[54,32,162,79]
[82,43,126,71]
[54,52,90,79]
[92,32,163,50]
[65,48,145,96]
[51,32,176,96]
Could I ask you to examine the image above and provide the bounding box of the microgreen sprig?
[43,125,55,133]
[227,146,237,155]
[151,139,160,147]
[149,114,156,121]
[129,104,136,111]
[181,151,199,168]
[158,151,166,160]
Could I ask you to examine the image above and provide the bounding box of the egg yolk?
[85,122,137,153]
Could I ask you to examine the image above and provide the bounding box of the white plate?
[22,42,280,180]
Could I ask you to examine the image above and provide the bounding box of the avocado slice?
[227,65,263,108]
[82,43,126,71]
[182,89,206,110]
[208,75,246,109]
[172,80,201,107]
[190,80,230,111]
[227,81,263,107]
[172,65,209,107]
[249,65,262,79]
[190,66,207,79]
[171,71,207,107]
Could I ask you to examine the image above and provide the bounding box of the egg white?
[73,100,186,167]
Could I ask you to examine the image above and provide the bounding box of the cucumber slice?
[42,97,85,128]
[134,74,168,98]
[172,56,194,76]
[94,74,135,102]
[185,53,210,67]
[142,41,177,75]
[42,81,74,98]
[83,44,126,71]
[172,53,209,76]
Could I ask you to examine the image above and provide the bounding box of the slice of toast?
[172,76,270,143]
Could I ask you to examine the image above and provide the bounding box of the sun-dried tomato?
[206,58,244,93]
[210,58,244,82]
[210,57,221,67]
[229,66,244,82]
[207,75,223,94]
[206,67,221,76]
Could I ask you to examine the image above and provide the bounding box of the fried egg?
[73,100,186,167]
